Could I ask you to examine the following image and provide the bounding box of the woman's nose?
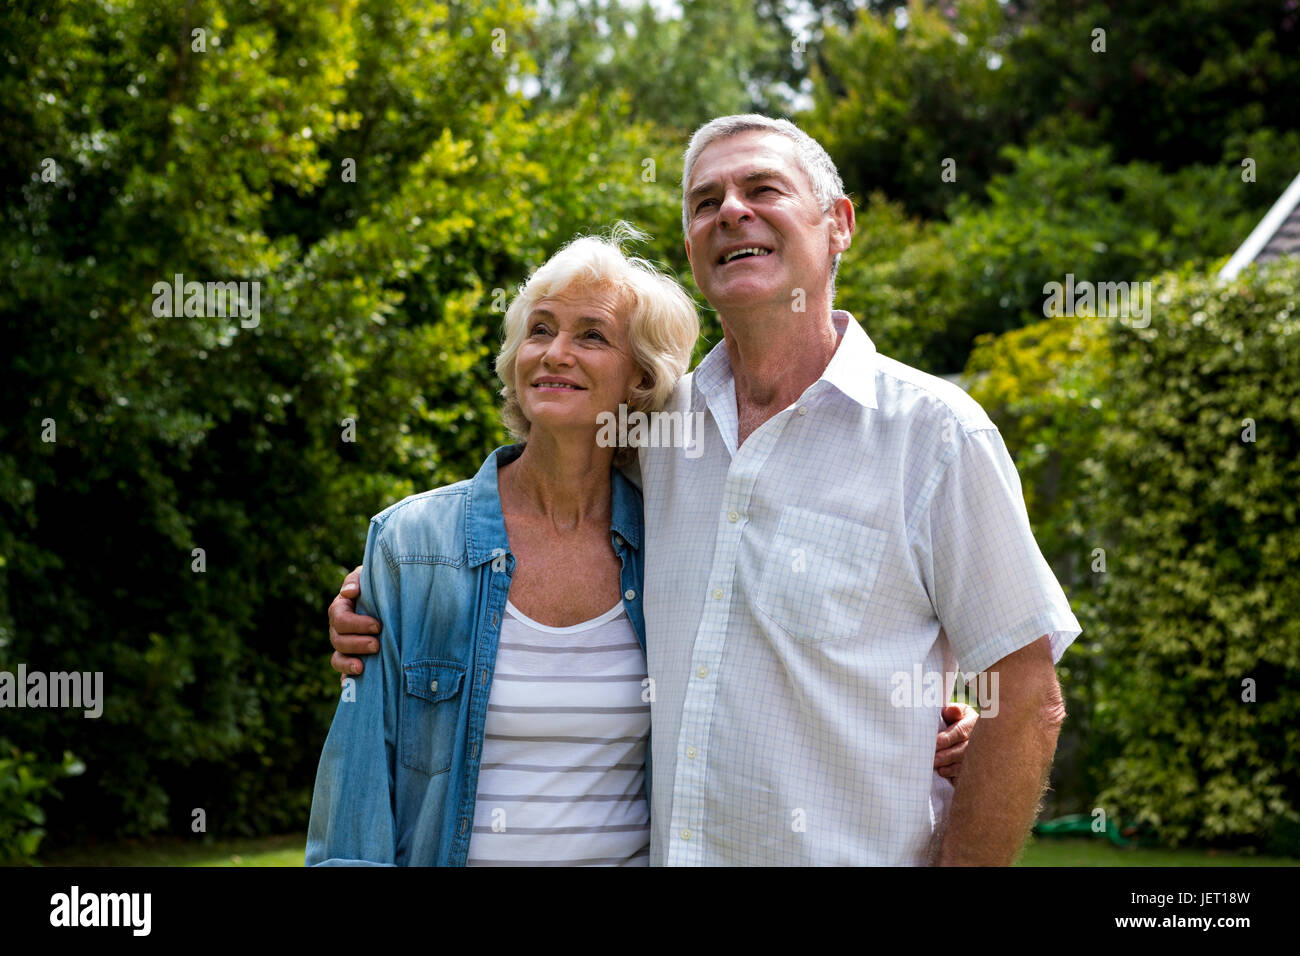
[542,333,575,366]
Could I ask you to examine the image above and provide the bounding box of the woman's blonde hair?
[495,223,699,455]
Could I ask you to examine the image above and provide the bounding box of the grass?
[34,833,1300,867]
[38,834,307,867]
[1017,836,1297,866]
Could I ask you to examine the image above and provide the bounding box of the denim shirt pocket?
[401,659,467,777]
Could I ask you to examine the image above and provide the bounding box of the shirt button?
[728,510,739,522]
[697,666,708,678]
[680,829,692,841]
[712,588,723,600]
[797,406,807,416]
[686,746,697,759]
[624,589,636,600]
[430,680,438,693]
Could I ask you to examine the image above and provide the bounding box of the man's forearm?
[936,639,1065,865]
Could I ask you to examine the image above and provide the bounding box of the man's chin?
[706,280,788,313]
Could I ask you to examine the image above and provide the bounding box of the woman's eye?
[529,324,550,336]
[585,330,607,342]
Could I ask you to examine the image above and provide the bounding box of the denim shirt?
[306,444,648,866]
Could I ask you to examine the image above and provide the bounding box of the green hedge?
[1091,260,1300,847]
[967,259,1300,849]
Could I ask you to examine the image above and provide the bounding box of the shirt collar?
[690,309,878,411]
[609,462,643,551]
[465,444,518,567]
[464,443,642,567]
[822,309,879,410]
[692,335,735,404]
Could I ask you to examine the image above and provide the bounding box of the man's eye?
[696,198,717,211]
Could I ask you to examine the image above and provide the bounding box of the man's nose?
[718,190,752,227]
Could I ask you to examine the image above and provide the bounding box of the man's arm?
[330,565,382,678]
[935,635,1065,865]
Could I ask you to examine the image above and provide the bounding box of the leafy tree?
[524,0,793,133]
[836,135,1300,373]
[0,0,681,853]
[805,0,1026,218]
[804,0,1300,218]
[1011,0,1300,173]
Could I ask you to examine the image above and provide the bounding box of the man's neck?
[719,305,842,446]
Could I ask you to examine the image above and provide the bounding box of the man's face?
[683,130,841,314]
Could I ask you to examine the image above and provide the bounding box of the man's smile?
[717,244,774,265]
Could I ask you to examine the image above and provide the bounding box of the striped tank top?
[465,599,651,866]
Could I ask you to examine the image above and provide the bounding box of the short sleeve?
[928,427,1081,680]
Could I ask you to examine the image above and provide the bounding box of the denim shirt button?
[430,680,438,693]
[624,589,636,600]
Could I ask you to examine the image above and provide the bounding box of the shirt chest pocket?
[753,506,889,644]
[401,660,467,776]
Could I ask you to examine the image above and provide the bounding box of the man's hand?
[934,702,978,780]
[329,566,381,682]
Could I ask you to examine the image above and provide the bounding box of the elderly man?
[329,115,1079,865]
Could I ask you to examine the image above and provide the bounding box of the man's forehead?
[688,130,806,191]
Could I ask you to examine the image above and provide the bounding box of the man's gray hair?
[680,114,849,282]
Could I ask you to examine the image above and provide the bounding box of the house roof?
[1218,170,1300,281]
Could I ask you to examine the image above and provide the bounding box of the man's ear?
[829,196,855,257]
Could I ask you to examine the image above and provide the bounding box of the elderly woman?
[308,227,976,866]
[307,228,698,866]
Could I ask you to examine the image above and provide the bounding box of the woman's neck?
[498,429,614,531]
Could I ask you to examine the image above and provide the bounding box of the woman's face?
[515,283,646,440]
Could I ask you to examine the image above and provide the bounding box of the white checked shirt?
[639,310,1081,866]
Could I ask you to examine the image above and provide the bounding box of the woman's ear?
[627,368,654,410]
